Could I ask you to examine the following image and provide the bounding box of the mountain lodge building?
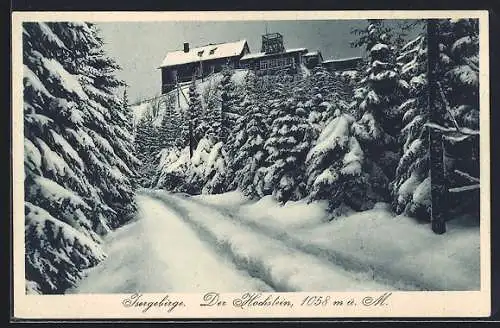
[158,32,361,94]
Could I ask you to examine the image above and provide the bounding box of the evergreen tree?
[390,28,432,219]
[236,103,269,198]
[218,66,241,142]
[349,19,408,203]
[304,66,352,133]
[23,22,137,294]
[157,100,180,150]
[305,114,369,211]
[228,72,269,197]
[392,19,479,225]
[134,112,159,187]
[436,18,480,184]
[187,78,206,148]
[262,82,316,203]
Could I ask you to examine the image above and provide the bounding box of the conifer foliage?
[262,80,316,203]
[23,22,137,294]
[391,27,431,218]
[228,72,269,197]
[348,20,409,205]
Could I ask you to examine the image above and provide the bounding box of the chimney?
[183,42,189,53]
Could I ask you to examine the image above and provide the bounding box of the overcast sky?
[96,20,369,103]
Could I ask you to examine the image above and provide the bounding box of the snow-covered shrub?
[305,114,384,211]
[156,137,230,195]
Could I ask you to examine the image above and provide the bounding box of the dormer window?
[209,47,217,55]
[197,50,204,57]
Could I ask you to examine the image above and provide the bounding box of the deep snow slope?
[130,69,249,126]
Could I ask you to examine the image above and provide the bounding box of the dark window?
[209,48,217,55]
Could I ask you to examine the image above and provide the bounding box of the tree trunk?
[188,113,194,159]
[427,19,447,234]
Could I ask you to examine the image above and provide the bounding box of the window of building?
[197,50,204,57]
[209,47,217,55]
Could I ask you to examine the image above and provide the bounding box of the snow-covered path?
[72,191,400,294]
[72,194,272,293]
[150,191,395,292]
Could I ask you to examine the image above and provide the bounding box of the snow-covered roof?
[303,51,320,57]
[322,56,362,64]
[159,40,248,68]
[240,47,308,61]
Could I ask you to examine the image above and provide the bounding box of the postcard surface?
[12,10,490,319]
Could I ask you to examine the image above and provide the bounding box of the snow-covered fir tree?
[390,27,431,219]
[305,113,368,211]
[23,22,137,294]
[134,112,160,187]
[391,19,480,221]
[227,72,269,197]
[349,19,409,203]
[261,81,316,203]
[157,101,180,150]
[304,66,351,133]
[435,19,480,216]
[187,78,206,147]
[218,66,242,142]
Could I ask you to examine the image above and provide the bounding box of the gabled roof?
[159,40,249,68]
[240,47,308,61]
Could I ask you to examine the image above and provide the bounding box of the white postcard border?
[11,10,491,319]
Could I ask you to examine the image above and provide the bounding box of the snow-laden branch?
[454,169,480,183]
[424,122,479,136]
[426,82,480,136]
[464,57,479,72]
[448,184,480,193]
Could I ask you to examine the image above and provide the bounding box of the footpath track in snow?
[185,197,426,291]
[71,194,272,293]
[149,191,395,292]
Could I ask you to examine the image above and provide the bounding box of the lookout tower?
[261,32,285,54]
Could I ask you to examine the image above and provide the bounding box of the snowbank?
[192,191,480,291]
[193,190,249,207]
[239,195,330,229]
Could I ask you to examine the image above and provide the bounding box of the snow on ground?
[150,190,395,292]
[70,194,271,293]
[193,191,481,291]
[192,190,250,207]
[239,195,330,229]
[71,190,479,293]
